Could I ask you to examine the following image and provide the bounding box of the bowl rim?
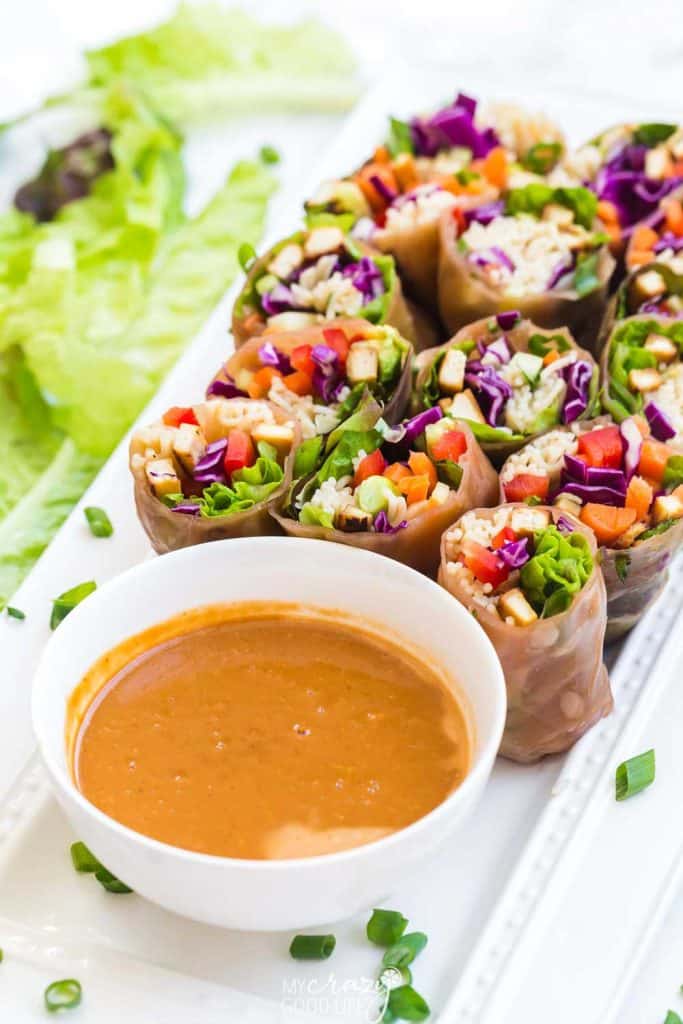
[32,537,506,872]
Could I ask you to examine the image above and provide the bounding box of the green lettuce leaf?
[520,525,593,618]
[85,4,359,122]
[299,504,334,529]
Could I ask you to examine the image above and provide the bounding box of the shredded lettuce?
[85,4,358,123]
[506,184,598,230]
[605,318,683,420]
[198,444,284,517]
[520,525,593,618]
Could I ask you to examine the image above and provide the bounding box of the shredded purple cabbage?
[547,254,575,290]
[342,256,385,304]
[645,400,676,441]
[653,231,683,254]
[562,360,593,424]
[464,201,505,227]
[495,311,521,330]
[498,537,529,568]
[374,510,408,535]
[594,160,681,230]
[619,418,643,480]
[258,342,292,375]
[170,502,201,516]
[563,453,588,483]
[464,367,512,426]
[261,283,299,317]
[556,514,575,534]
[311,344,342,402]
[557,480,626,507]
[486,336,512,364]
[369,174,398,204]
[206,376,248,400]
[403,406,443,443]
[410,92,500,159]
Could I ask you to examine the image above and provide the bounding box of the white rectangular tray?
[1,72,682,1023]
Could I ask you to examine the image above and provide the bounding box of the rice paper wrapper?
[272,421,499,578]
[437,210,615,354]
[414,316,599,465]
[231,235,431,352]
[130,399,300,555]
[220,319,413,426]
[598,261,683,353]
[602,519,683,641]
[438,505,612,762]
[374,218,441,316]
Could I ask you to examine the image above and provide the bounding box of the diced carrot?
[353,449,386,487]
[247,366,281,399]
[625,475,653,520]
[597,200,620,225]
[580,503,637,545]
[282,370,313,396]
[408,451,437,494]
[542,349,560,367]
[631,225,659,252]
[355,163,398,213]
[384,463,412,484]
[399,474,430,505]
[373,145,390,164]
[638,438,671,483]
[162,406,198,428]
[392,153,419,191]
[604,222,623,249]
[492,526,517,550]
[627,248,655,268]
[664,197,683,236]
[482,146,508,189]
[674,484,683,501]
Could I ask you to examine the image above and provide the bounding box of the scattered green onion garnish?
[367,909,409,947]
[94,867,133,894]
[615,749,655,801]
[70,841,102,874]
[84,506,113,538]
[50,581,97,630]
[385,984,430,1022]
[379,964,412,989]
[289,934,336,960]
[382,932,428,970]
[664,1012,682,1024]
[44,979,82,1013]
[238,241,257,272]
[6,606,25,620]
[259,144,280,165]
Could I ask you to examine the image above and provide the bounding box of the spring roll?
[439,505,611,762]
[272,405,499,578]
[437,184,614,351]
[568,122,683,257]
[129,397,300,554]
[500,416,683,639]
[413,314,599,465]
[599,260,683,352]
[601,314,683,448]
[214,319,413,439]
[231,227,428,351]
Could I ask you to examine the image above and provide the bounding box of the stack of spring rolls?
[129,92,683,763]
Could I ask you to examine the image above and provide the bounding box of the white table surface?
[0,2,681,1021]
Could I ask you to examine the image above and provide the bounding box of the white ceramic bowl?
[32,537,506,931]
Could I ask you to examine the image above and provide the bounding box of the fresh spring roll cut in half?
[439,505,611,762]
[213,319,413,439]
[231,226,431,351]
[500,417,683,639]
[129,397,300,554]
[569,121,683,256]
[304,92,566,311]
[413,314,600,464]
[601,315,683,447]
[437,183,615,350]
[272,405,499,577]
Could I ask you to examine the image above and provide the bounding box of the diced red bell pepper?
[353,448,386,487]
[462,540,509,588]
[224,430,256,478]
[492,526,517,550]
[290,344,316,377]
[503,473,550,503]
[577,426,623,469]
[322,327,350,366]
[452,206,467,235]
[162,406,198,428]
[429,429,468,463]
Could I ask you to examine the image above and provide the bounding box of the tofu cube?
[430,481,450,504]
[172,424,205,474]
[335,505,372,532]
[628,367,662,392]
[635,271,666,300]
[652,493,683,524]
[542,203,574,227]
[146,458,181,498]
[645,147,670,180]
[438,348,467,394]
[265,311,319,332]
[448,388,486,424]
[510,506,551,537]
[498,587,538,626]
[303,227,344,259]
[251,422,295,458]
[267,243,304,280]
[644,333,678,364]
[438,397,454,413]
[346,343,379,384]
[612,522,647,548]
[553,493,583,517]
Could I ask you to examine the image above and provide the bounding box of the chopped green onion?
[289,934,336,960]
[6,606,25,620]
[524,495,542,506]
[616,749,655,801]
[50,581,96,630]
[238,242,257,273]
[44,979,82,1013]
[664,1012,683,1024]
[84,506,113,538]
[367,909,408,947]
[94,867,133,894]
[259,144,280,165]
[379,964,412,989]
[382,932,428,970]
[70,841,102,874]
[386,984,430,1021]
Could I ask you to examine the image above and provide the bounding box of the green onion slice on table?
[367,909,409,947]
[44,979,82,1013]
[615,749,655,800]
[289,934,336,960]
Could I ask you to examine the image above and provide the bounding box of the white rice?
[443,507,514,610]
[306,477,354,515]
[478,102,564,160]
[290,271,364,318]
[385,185,457,230]
[267,376,333,439]
[500,429,578,484]
[502,372,566,434]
